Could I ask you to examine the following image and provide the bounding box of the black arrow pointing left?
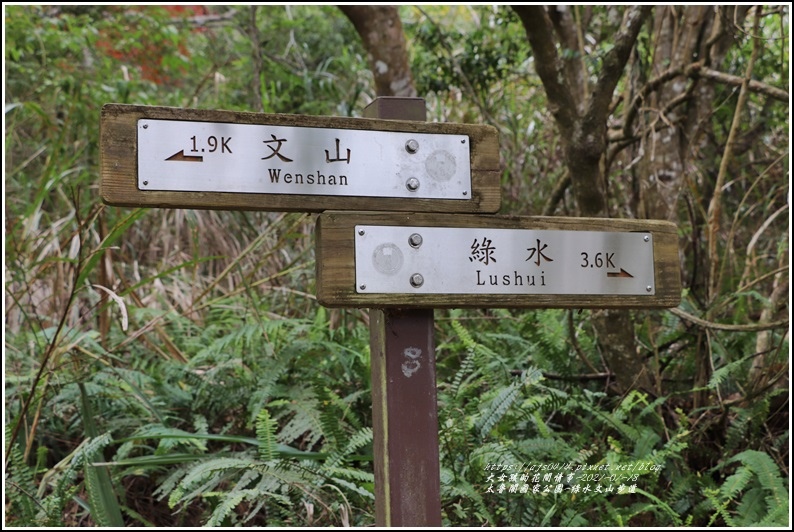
[166,150,203,162]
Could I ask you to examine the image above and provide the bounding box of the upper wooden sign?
[100,104,501,213]
[316,211,682,309]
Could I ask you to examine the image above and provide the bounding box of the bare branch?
[622,67,683,138]
[548,5,587,111]
[586,6,652,128]
[619,61,786,144]
[670,308,788,333]
[512,5,579,135]
[687,62,789,102]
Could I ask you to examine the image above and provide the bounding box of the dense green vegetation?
[4,5,789,527]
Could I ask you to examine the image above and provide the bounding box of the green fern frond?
[725,400,769,453]
[4,426,40,525]
[343,427,373,460]
[276,389,324,449]
[520,366,545,387]
[616,390,650,419]
[450,350,477,398]
[177,456,256,488]
[72,429,123,528]
[638,394,668,422]
[520,503,539,527]
[450,318,502,378]
[193,414,210,435]
[439,466,494,524]
[256,408,279,462]
[153,463,189,502]
[728,450,788,507]
[324,465,374,484]
[246,367,287,426]
[720,468,753,500]
[708,352,755,390]
[580,401,640,441]
[325,427,373,470]
[704,487,736,526]
[755,498,790,526]
[345,426,373,453]
[634,487,684,526]
[469,441,516,471]
[512,437,560,457]
[231,468,261,492]
[168,456,261,509]
[450,318,475,352]
[559,507,588,527]
[205,490,249,527]
[477,383,520,438]
[327,477,375,499]
[733,486,767,525]
[526,385,568,414]
[666,473,697,514]
[314,383,347,449]
[633,427,662,459]
[250,467,284,495]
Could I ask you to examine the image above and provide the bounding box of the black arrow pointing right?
[607,268,634,278]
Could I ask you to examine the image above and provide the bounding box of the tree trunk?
[513,6,653,394]
[636,6,711,221]
[635,6,748,222]
[622,6,749,405]
[338,5,416,97]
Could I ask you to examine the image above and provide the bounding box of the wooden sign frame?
[316,211,682,309]
[100,104,501,213]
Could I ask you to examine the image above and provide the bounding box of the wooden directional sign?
[100,104,500,213]
[316,212,682,309]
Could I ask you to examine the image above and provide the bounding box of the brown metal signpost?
[101,97,682,527]
[362,98,442,527]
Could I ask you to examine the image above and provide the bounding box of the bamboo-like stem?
[706,8,762,306]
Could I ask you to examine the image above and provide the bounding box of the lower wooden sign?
[315,212,682,309]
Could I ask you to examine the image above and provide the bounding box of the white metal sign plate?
[355,226,656,295]
[137,119,471,199]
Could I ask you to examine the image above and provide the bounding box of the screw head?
[644,235,650,242]
[405,177,420,192]
[646,285,653,292]
[358,229,365,236]
[405,139,419,153]
[142,124,148,129]
[359,284,366,290]
[142,181,149,186]
[408,233,423,248]
[410,273,424,288]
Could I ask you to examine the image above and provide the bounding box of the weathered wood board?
[100,104,501,213]
[316,211,682,309]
